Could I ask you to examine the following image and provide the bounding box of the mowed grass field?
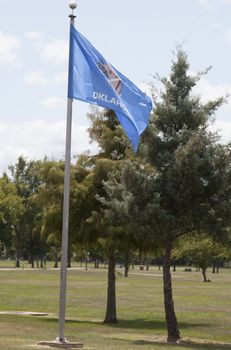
[0,262,231,350]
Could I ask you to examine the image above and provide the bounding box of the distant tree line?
[1,49,231,343]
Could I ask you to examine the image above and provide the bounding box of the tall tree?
[142,49,231,341]
[8,157,43,266]
[87,108,134,323]
[35,160,66,267]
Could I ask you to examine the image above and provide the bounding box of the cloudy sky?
[0,0,231,173]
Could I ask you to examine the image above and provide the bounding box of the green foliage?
[33,160,67,265]
[173,234,230,281]
[8,156,46,263]
[142,49,231,245]
[98,159,159,255]
[88,108,132,159]
[0,175,24,253]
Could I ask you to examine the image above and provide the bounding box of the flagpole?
[58,10,75,342]
[38,2,83,348]
[58,95,72,343]
[58,1,83,345]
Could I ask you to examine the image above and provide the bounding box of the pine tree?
[143,48,231,341]
[87,108,132,323]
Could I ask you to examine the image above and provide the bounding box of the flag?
[68,24,153,152]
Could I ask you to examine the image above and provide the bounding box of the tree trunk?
[202,268,207,282]
[104,250,117,323]
[124,251,129,278]
[53,251,59,268]
[67,253,71,268]
[124,263,129,277]
[15,229,21,268]
[213,261,219,274]
[163,242,180,342]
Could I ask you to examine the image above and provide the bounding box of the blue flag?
[68,24,153,152]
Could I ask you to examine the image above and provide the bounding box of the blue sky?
[0,0,231,173]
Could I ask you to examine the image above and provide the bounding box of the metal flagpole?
[58,5,75,343]
[38,2,83,348]
[58,97,73,342]
[58,1,83,346]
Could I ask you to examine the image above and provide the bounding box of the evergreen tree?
[142,49,231,341]
[87,108,133,323]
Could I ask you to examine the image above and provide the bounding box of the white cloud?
[24,71,49,87]
[40,39,68,64]
[42,97,65,109]
[193,77,231,103]
[199,0,209,5]
[26,31,44,41]
[199,0,216,11]
[0,120,98,174]
[210,119,231,143]
[225,28,231,45]
[27,32,68,65]
[53,71,67,83]
[0,31,21,65]
[24,70,67,87]
[199,0,231,10]
[193,78,231,128]
[192,77,231,143]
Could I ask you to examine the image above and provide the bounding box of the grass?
[0,262,230,350]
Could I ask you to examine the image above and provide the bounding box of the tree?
[142,48,231,341]
[98,159,158,275]
[87,108,134,323]
[0,174,24,258]
[173,234,230,282]
[8,157,43,267]
[34,160,66,267]
[84,157,121,323]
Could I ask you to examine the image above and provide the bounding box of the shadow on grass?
[3,315,230,350]
[104,319,209,331]
[38,316,209,332]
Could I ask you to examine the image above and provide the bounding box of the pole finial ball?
[69,1,77,10]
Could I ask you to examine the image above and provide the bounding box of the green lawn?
[0,263,230,350]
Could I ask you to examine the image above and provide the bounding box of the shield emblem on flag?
[98,63,122,95]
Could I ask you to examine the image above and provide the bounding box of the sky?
[0,0,231,173]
